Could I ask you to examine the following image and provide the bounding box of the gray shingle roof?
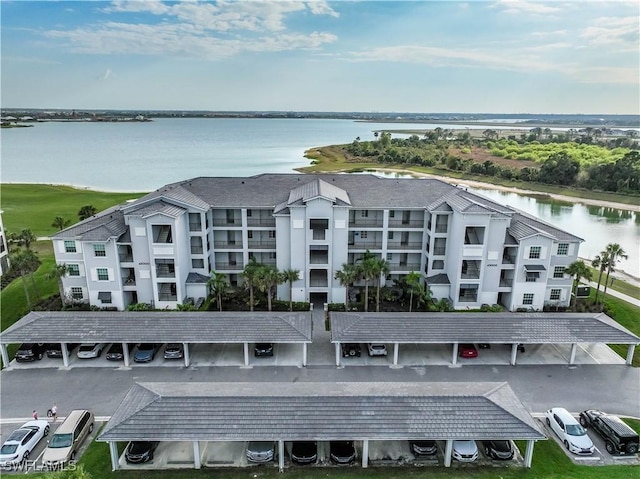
[51,206,128,241]
[510,212,583,242]
[98,381,546,442]
[330,312,639,344]
[288,178,351,205]
[0,311,312,344]
[126,200,187,218]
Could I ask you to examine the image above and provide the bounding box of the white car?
[367,343,388,356]
[546,407,595,455]
[77,343,107,359]
[0,420,50,467]
[452,440,478,462]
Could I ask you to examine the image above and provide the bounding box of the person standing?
[32,410,38,420]
[50,403,58,421]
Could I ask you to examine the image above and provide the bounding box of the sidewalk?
[584,281,639,307]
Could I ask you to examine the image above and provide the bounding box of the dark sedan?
[45,343,79,359]
[133,344,161,363]
[254,343,274,357]
[482,440,514,460]
[124,441,160,463]
[330,441,356,465]
[163,343,184,360]
[105,343,125,361]
[291,441,317,465]
[410,440,437,456]
[15,343,46,362]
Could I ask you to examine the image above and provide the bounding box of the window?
[93,244,106,257]
[387,253,392,261]
[523,293,534,305]
[269,252,277,259]
[247,209,252,217]
[388,232,394,239]
[268,230,276,239]
[553,266,565,279]
[360,231,368,239]
[64,240,76,253]
[389,210,395,218]
[529,246,541,259]
[432,260,444,270]
[557,243,569,255]
[98,292,112,304]
[360,210,369,217]
[152,225,173,243]
[550,289,561,301]
[71,287,83,299]
[247,231,253,238]
[192,259,204,268]
[97,268,109,281]
[67,264,80,277]
[526,272,540,282]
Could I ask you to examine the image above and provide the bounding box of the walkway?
[583,281,639,308]
[307,304,334,366]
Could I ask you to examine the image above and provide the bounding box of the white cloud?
[103,0,171,15]
[580,16,639,47]
[531,29,567,37]
[493,0,562,15]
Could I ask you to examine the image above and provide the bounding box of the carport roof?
[98,381,546,442]
[0,311,312,344]
[330,312,640,345]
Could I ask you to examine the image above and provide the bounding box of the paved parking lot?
[3,340,626,371]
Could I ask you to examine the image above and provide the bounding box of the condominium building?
[51,174,582,311]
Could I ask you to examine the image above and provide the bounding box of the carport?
[0,311,312,369]
[330,312,639,367]
[98,381,546,471]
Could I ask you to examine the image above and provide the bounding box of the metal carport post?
[451,343,458,365]
[335,342,341,367]
[569,343,578,365]
[627,345,636,365]
[524,440,535,468]
[193,441,201,469]
[444,439,453,467]
[60,343,70,367]
[510,343,519,366]
[183,342,190,367]
[362,439,369,468]
[109,441,119,471]
[0,344,8,368]
[122,343,130,368]
[278,440,285,471]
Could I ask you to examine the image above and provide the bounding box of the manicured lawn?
[1,183,144,237]
[585,264,640,301]
[603,295,640,367]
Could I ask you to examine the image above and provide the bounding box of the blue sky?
[2,0,638,113]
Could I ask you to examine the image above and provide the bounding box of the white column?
[452,343,458,365]
[302,343,308,367]
[510,343,518,366]
[61,343,70,368]
[626,345,636,366]
[244,342,249,366]
[0,345,8,368]
[183,343,190,367]
[122,342,130,368]
[444,440,453,467]
[193,441,201,469]
[278,440,285,472]
[362,440,369,468]
[524,440,535,468]
[393,343,399,366]
[569,343,577,365]
[335,343,341,367]
[109,441,119,471]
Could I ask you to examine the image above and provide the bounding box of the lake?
[1,118,638,276]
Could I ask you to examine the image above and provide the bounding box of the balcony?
[215,262,244,271]
[212,218,240,227]
[156,265,175,278]
[502,254,516,264]
[388,220,423,228]
[189,222,202,232]
[387,242,422,250]
[389,263,421,271]
[191,246,204,254]
[247,240,276,249]
[122,276,136,286]
[213,242,242,249]
[433,247,446,255]
[349,219,383,228]
[348,242,383,250]
[246,218,275,227]
[119,253,133,263]
[435,224,448,233]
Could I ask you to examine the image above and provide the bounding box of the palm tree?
[9,250,37,308]
[241,257,261,311]
[281,268,300,311]
[405,271,421,312]
[47,263,69,306]
[207,271,228,312]
[334,263,359,311]
[603,244,628,298]
[255,265,281,312]
[78,205,97,221]
[357,250,379,312]
[52,216,71,231]
[373,257,390,312]
[14,229,37,250]
[591,252,609,305]
[564,260,592,308]
[416,284,433,311]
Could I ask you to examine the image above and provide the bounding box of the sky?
[1,0,638,114]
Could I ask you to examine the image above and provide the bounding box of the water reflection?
[587,205,634,223]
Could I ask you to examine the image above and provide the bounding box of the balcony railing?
[387,242,423,250]
[215,262,244,271]
[435,225,448,233]
[348,242,383,250]
[433,247,446,255]
[389,263,421,271]
[158,293,177,301]
[213,242,242,249]
[502,255,516,264]
[246,218,276,227]
[309,279,328,287]
[190,246,204,254]
[247,241,276,249]
[388,220,423,228]
[349,219,383,228]
[212,218,240,227]
[122,276,136,285]
[119,254,133,262]
[499,279,513,287]
[189,223,202,232]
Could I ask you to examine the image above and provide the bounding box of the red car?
[458,343,478,358]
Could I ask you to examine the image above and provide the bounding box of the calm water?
[1,118,638,276]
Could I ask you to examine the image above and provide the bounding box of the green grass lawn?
[1,184,145,237]
[585,265,640,301]
[603,295,640,367]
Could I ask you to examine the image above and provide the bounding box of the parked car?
[341,343,361,357]
[77,343,107,359]
[163,343,184,360]
[545,407,594,455]
[254,343,274,357]
[330,441,356,464]
[45,343,79,359]
[133,343,161,363]
[579,409,639,455]
[451,440,478,462]
[482,440,514,460]
[409,440,437,456]
[290,441,317,465]
[458,344,478,358]
[478,343,491,349]
[367,343,388,356]
[246,441,275,463]
[0,420,49,467]
[42,409,94,469]
[15,343,46,362]
[124,441,160,464]
[105,343,125,361]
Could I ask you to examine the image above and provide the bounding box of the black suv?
[341,343,361,357]
[15,343,47,362]
[579,410,639,455]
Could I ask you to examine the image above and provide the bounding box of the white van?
[42,409,94,468]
